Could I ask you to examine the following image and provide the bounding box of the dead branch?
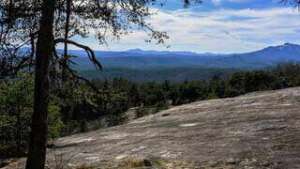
[54,38,102,70]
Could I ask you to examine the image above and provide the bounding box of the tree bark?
[25,0,56,168]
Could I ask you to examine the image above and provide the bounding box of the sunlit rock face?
[3,87,300,169]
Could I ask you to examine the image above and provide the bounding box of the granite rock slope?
[3,87,300,169]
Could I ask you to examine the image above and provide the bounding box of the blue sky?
[76,0,300,53]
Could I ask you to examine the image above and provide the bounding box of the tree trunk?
[25,0,56,168]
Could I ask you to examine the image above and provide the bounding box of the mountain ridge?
[70,43,300,71]
[70,42,300,57]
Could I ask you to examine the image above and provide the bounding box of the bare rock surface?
[3,87,300,168]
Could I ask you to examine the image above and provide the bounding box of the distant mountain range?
[70,43,300,70]
[55,43,300,81]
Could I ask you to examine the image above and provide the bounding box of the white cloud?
[83,7,300,53]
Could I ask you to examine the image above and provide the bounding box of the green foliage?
[0,73,33,157]
[0,74,64,157]
[48,105,64,139]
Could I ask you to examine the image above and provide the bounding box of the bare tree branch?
[54,38,102,70]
